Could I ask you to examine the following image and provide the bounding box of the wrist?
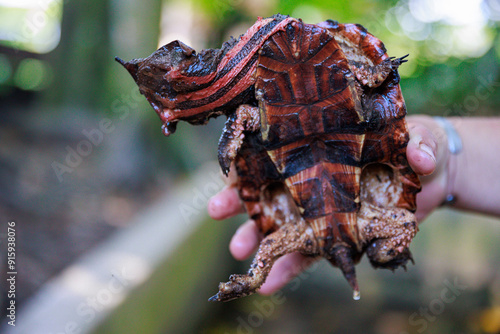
[433,117,463,207]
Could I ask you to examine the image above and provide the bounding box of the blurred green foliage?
[1,0,498,176]
[192,0,500,118]
[139,0,500,175]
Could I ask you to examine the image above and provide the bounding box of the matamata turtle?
[116,14,421,302]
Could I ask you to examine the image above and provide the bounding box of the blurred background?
[0,0,499,333]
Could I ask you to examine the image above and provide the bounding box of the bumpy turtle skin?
[116,14,421,302]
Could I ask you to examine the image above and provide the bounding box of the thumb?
[406,122,438,176]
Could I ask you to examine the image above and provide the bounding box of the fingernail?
[409,134,422,146]
[419,143,436,163]
[234,224,246,236]
[208,196,220,211]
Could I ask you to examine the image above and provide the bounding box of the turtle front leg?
[209,219,317,302]
[349,54,408,88]
[218,104,260,175]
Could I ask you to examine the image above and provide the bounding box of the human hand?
[406,115,450,221]
[208,114,449,295]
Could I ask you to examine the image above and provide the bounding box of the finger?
[208,186,244,220]
[229,220,260,261]
[407,122,438,176]
[415,180,443,222]
[258,252,316,295]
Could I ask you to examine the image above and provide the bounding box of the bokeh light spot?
[13,58,52,90]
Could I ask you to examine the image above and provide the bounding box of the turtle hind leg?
[209,219,317,302]
[357,164,419,271]
[358,204,418,271]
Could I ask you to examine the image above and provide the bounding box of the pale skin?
[208,116,500,295]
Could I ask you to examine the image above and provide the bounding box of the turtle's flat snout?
[115,56,140,81]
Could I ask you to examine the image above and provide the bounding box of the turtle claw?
[209,275,256,302]
[208,294,219,302]
[408,251,415,265]
[217,114,238,176]
[390,54,409,68]
[208,290,252,302]
[208,291,242,302]
[217,154,231,177]
[217,104,260,176]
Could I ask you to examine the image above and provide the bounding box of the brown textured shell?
[116,14,421,302]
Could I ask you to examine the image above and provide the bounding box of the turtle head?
[116,40,196,88]
[115,41,198,135]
